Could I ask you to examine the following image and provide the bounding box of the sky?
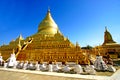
[0,0,120,47]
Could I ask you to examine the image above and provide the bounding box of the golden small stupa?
[96,27,120,58]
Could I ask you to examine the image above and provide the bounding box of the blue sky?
[0,0,120,47]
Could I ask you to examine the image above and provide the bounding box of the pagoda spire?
[16,34,24,41]
[48,6,50,12]
[46,7,50,16]
[105,26,107,32]
[19,34,23,40]
[103,27,116,45]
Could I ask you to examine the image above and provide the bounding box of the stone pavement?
[110,69,120,80]
[0,68,119,80]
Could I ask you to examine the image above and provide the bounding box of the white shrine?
[94,54,108,71]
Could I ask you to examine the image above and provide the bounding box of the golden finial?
[18,34,24,40]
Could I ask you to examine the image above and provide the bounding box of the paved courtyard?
[0,68,117,80]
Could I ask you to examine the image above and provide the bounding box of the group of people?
[0,52,117,75]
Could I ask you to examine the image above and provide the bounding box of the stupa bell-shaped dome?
[38,9,59,35]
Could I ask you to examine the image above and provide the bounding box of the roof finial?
[105,26,108,32]
[48,6,50,12]
[18,34,24,40]
[76,41,79,46]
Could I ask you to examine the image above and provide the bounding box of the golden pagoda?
[95,27,120,58]
[0,9,90,64]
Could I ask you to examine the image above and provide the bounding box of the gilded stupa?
[95,27,120,58]
[102,27,116,45]
[38,9,59,35]
[0,9,90,64]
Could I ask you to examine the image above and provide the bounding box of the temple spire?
[46,7,51,17]
[105,26,107,32]
[48,6,50,12]
[103,27,116,45]
[16,34,24,41]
